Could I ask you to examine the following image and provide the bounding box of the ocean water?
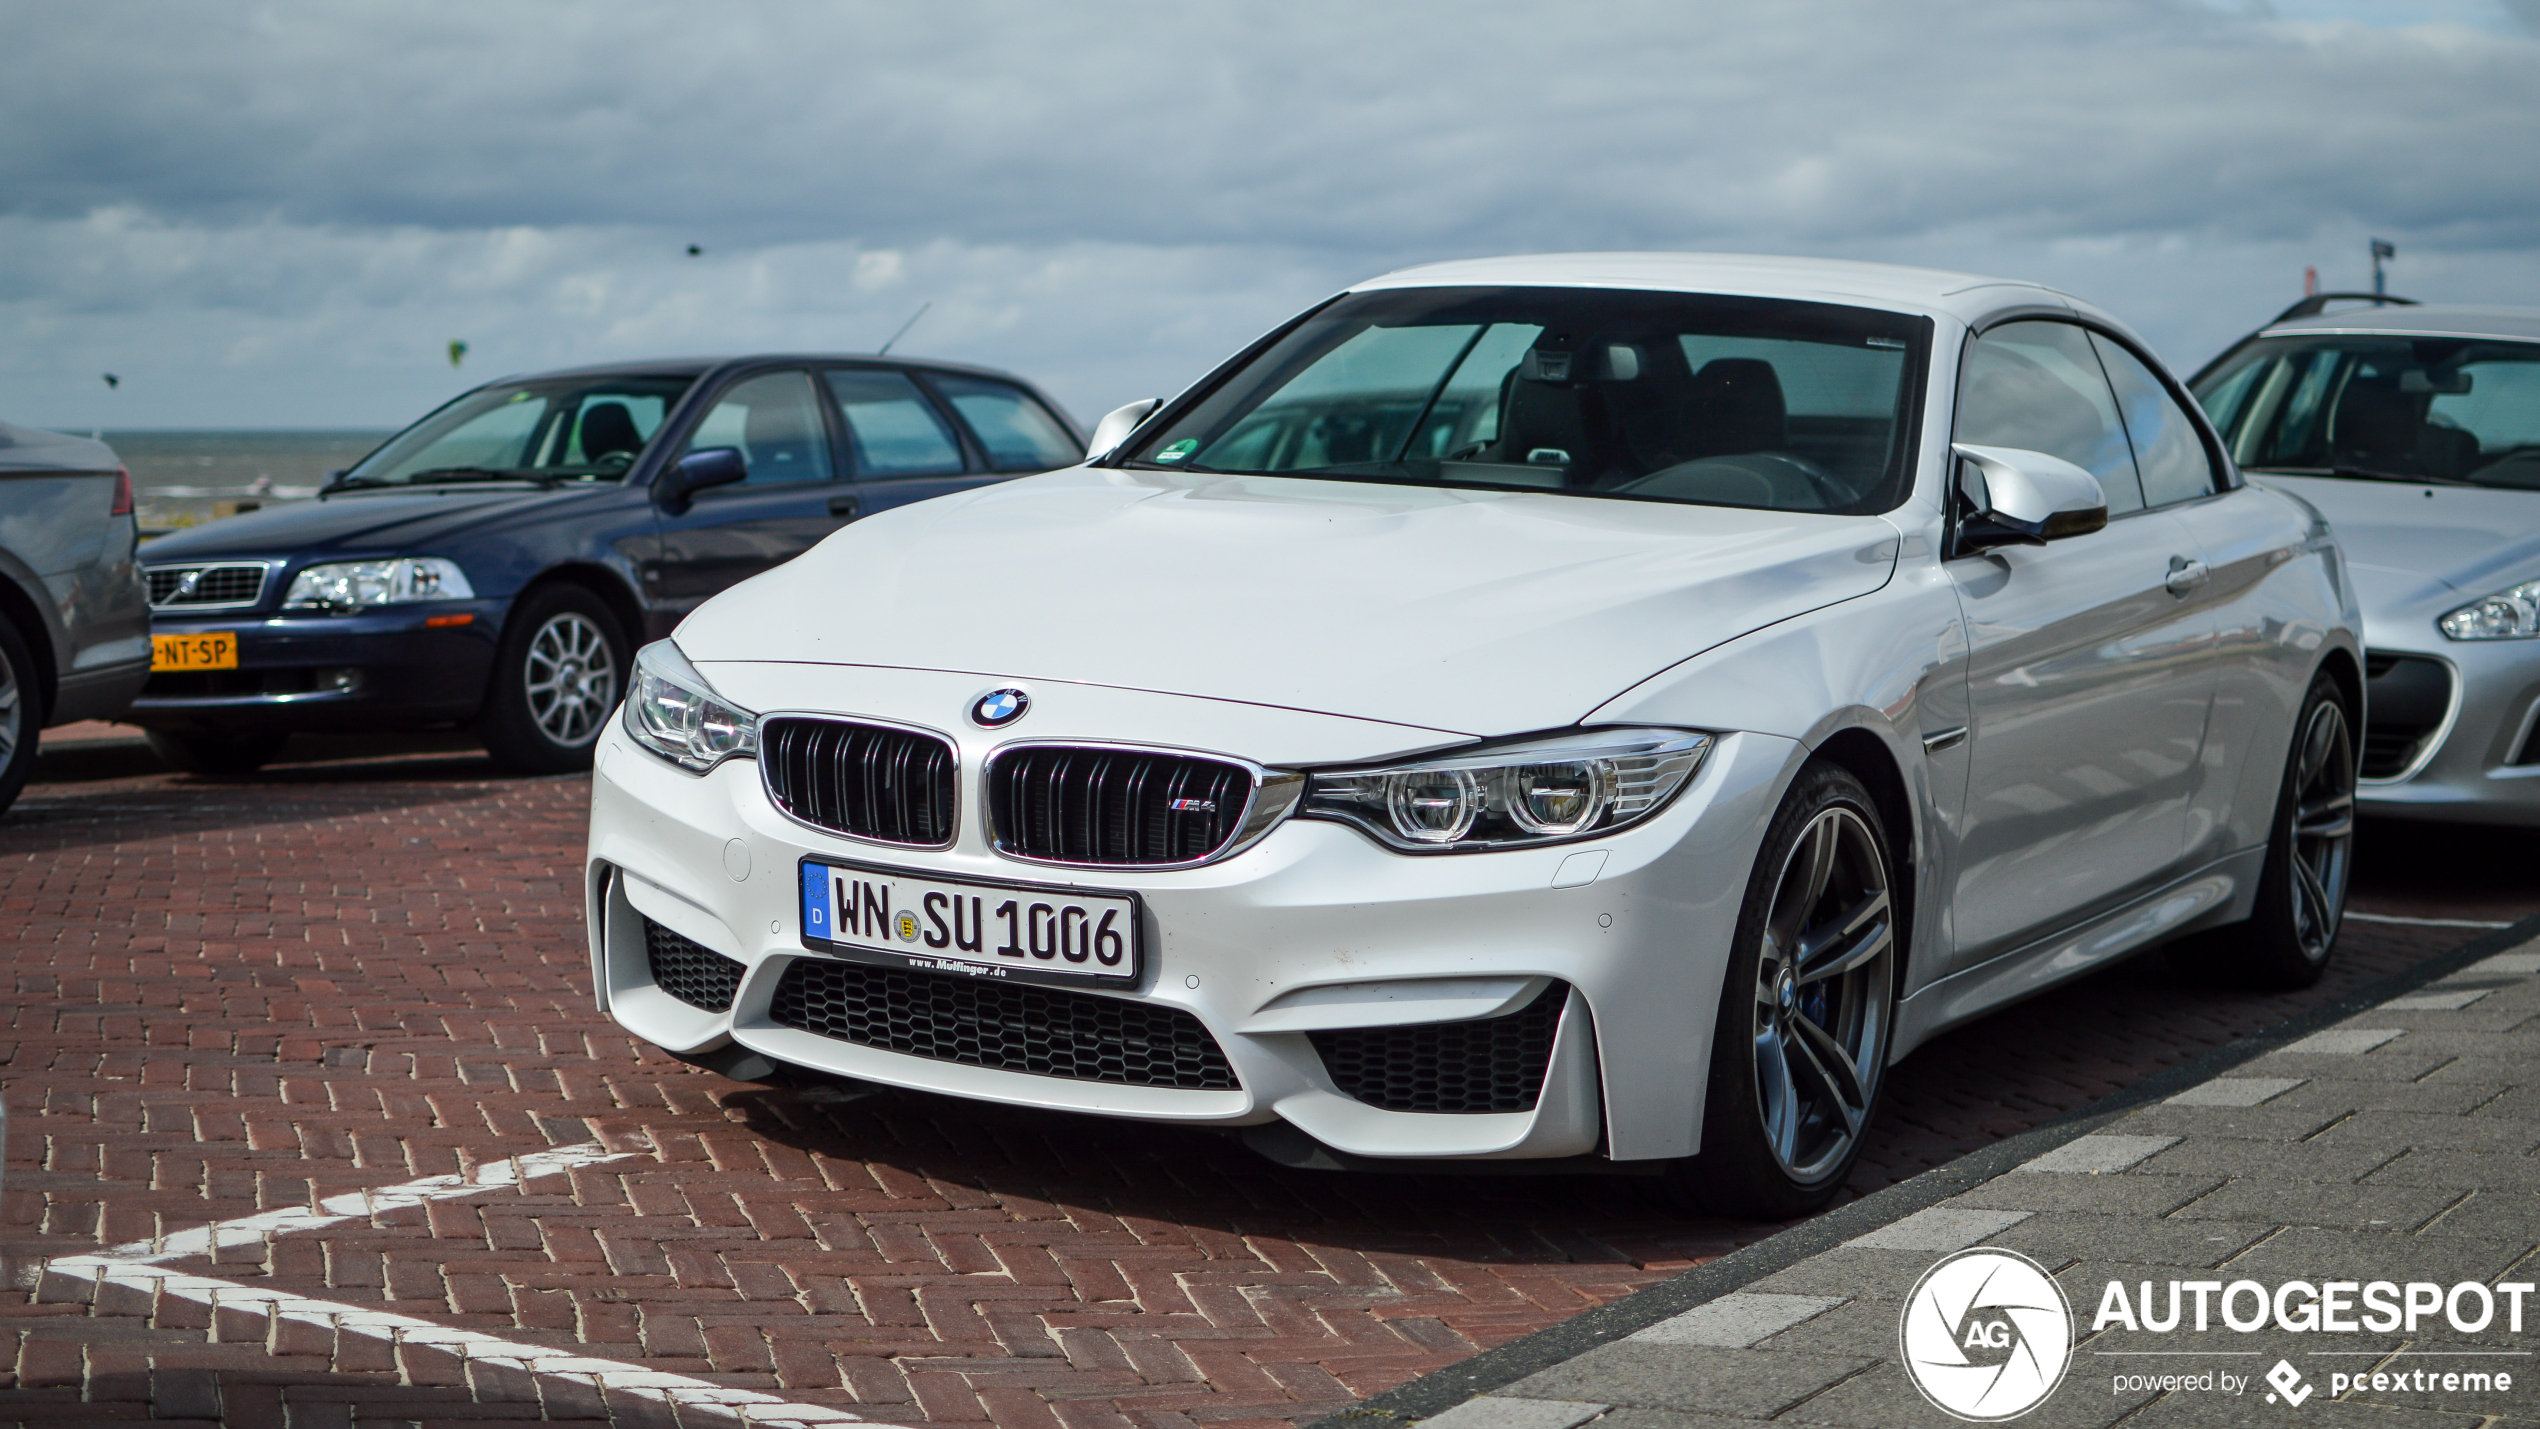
[99,429,395,531]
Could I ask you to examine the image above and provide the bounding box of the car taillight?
[110,466,134,517]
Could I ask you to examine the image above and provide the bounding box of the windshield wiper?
[2245,464,2472,486]
[322,466,570,494]
[406,466,562,485]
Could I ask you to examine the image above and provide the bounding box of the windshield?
[1123,287,1928,514]
[338,375,695,488]
[2192,334,2540,489]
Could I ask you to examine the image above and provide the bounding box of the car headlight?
[283,557,475,611]
[624,640,757,772]
[2440,579,2540,640]
[1299,728,1713,852]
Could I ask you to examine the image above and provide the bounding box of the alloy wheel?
[1751,805,1895,1184]
[2288,699,2357,963]
[0,641,19,770]
[523,612,618,748]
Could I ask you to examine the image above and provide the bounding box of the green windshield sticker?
[1155,439,1198,463]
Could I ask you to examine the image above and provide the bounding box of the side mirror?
[1951,443,2108,553]
[1086,398,1162,462]
[655,447,747,514]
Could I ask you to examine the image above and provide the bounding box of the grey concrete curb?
[1310,909,2540,1427]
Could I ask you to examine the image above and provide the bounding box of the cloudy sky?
[6,0,2538,431]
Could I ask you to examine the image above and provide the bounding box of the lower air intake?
[1310,982,1568,1114]
[769,958,1240,1090]
[644,918,746,1013]
[2362,652,2453,779]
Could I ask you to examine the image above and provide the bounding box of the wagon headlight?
[625,640,757,772]
[2440,579,2540,640]
[283,557,474,611]
[1300,728,1711,852]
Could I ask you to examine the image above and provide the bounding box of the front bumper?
[130,604,500,732]
[583,666,1794,1164]
[2356,635,2540,827]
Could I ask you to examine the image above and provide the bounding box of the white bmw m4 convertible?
[585,254,2362,1215]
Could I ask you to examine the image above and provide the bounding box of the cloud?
[3,0,2537,427]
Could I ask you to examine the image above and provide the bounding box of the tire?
[1663,762,1899,1219]
[2176,670,2356,990]
[0,618,43,816]
[476,585,629,775]
[145,728,289,775]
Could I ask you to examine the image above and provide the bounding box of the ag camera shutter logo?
[1901,1248,2074,1421]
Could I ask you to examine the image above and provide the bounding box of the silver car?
[2192,305,2540,825]
[0,421,152,813]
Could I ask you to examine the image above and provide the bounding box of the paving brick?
[0,733,2520,1428]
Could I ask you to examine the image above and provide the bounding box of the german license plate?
[152,631,238,672]
[799,858,1141,984]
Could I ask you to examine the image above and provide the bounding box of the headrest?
[580,402,643,460]
[2331,380,2423,462]
[1686,358,1787,457]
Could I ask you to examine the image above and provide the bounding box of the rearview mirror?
[1087,398,1161,462]
[1952,443,2108,553]
[655,447,747,514]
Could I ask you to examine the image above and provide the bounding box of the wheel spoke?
[2293,851,2335,942]
[1754,1026,1800,1163]
[1789,1013,1868,1131]
[1796,890,1890,985]
[2298,708,2336,786]
[2295,795,2354,841]
[1799,815,1840,913]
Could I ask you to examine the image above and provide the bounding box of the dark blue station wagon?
[132,355,1084,773]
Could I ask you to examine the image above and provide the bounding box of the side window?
[1957,320,2144,516]
[2091,335,2221,506]
[932,374,1083,471]
[825,369,966,477]
[681,371,835,485]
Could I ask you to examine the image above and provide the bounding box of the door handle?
[828,495,861,519]
[2164,557,2209,596]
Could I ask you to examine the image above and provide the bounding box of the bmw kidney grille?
[759,717,958,846]
[987,746,1253,866]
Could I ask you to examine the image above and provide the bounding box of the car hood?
[678,466,1901,735]
[2258,474,2540,609]
[137,485,613,560]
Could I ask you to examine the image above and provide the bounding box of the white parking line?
[104,1142,636,1263]
[41,1143,893,1427]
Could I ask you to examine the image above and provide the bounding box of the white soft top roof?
[1352,252,2085,327]
[0,420,115,474]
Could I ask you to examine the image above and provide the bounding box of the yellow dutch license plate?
[151,632,239,672]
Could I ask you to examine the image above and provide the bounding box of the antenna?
[878,302,931,356]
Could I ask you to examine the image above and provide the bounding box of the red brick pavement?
[0,737,2531,1425]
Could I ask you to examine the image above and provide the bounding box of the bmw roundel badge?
[970,687,1030,728]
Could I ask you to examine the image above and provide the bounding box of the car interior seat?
[1490,365,1597,482]
[579,402,645,465]
[1598,338,1702,482]
[1681,358,1789,461]
[2329,377,2479,479]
